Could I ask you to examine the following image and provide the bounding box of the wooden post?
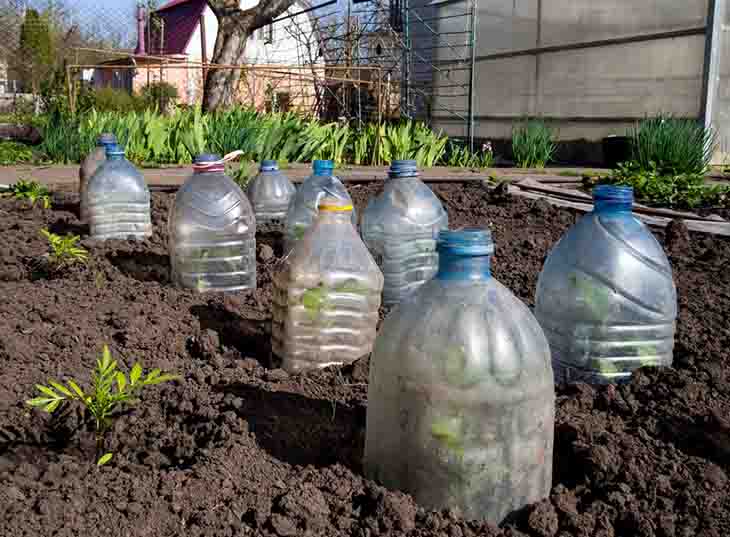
[200,14,208,85]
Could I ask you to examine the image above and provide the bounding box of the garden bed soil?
[1,183,730,537]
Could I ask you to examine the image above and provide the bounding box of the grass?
[512,120,556,168]
[629,115,716,175]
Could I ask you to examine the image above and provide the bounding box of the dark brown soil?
[1,183,730,537]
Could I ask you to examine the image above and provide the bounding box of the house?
[95,0,323,110]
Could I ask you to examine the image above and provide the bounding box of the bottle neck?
[317,210,353,224]
[436,253,491,281]
[314,169,333,177]
[594,200,632,214]
[107,154,124,162]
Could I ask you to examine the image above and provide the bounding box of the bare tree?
[203,0,298,112]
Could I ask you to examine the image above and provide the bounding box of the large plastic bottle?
[365,228,554,524]
[84,144,152,241]
[79,133,117,222]
[361,159,448,305]
[169,154,256,293]
[246,160,296,226]
[534,185,677,384]
[284,160,357,252]
[272,196,383,373]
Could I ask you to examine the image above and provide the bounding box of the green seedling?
[40,229,88,269]
[302,283,330,320]
[588,358,620,376]
[27,345,178,462]
[9,179,51,209]
[569,273,611,320]
[292,224,307,242]
[431,414,465,460]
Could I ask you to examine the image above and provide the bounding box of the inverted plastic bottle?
[284,160,357,252]
[84,144,152,241]
[169,154,256,293]
[361,159,448,305]
[365,228,554,524]
[79,133,117,222]
[534,185,677,384]
[272,196,383,373]
[246,160,296,226]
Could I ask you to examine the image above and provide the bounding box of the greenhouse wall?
[427,0,730,164]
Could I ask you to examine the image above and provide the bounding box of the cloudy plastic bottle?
[284,160,357,252]
[246,160,296,226]
[272,196,383,373]
[169,154,256,293]
[361,159,448,305]
[84,144,152,241]
[79,133,116,222]
[535,185,677,384]
[365,228,554,524]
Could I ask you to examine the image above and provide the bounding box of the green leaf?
[130,363,142,386]
[143,373,179,385]
[145,368,161,383]
[66,379,85,399]
[116,372,127,393]
[27,397,57,407]
[35,384,59,398]
[97,453,113,466]
[48,380,73,397]
[44,399,62,413]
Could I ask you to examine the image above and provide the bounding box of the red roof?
[149,0,207,55]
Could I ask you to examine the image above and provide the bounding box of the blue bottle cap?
[389,159,418,177]
[97,133,116,146]
[592,185,633,205]
[313,160,334,174]
[261,160,278,171]
[194,154,221,164]
[438,228,494,256]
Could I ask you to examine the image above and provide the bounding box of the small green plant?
[40,229,88,269]
[444,141,494,169]
[511,119,556,168]
[9,179,51,208]
[27,345,178,463]
[0,141,34,165]
[629,115,716,175]
[604,162,730,209]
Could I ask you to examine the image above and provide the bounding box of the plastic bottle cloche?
[169,153,256,293]
[84,143,152,241]
[535,184,677,384]
[365,227,554,524]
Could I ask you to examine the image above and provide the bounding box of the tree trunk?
[203,0,299,113]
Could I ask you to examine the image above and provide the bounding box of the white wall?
[185,0,318,65]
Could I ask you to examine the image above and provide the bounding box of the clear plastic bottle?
[246,160,296,226]
[169,154,256,293]
[534,185,677,384]
[365,228,554,524]
[79,133,117,222]
[284,160,357,252]
[361,159,448,305]
[84,144,152,241]
[272,196,383,373]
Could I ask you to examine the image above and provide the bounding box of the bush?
[629,115,716,175]
[0,141,34,165]
[140,82,179,110]
[603,161,729,209]
[512,119,556,168]
[88,88,144,113]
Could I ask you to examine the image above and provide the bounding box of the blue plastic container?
[246,160,296,225]
[365,228,554,523]
[535,185,677,384]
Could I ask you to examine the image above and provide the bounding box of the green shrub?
[603,161,729,209]
[89,88,144,113]
[512,119,556,168]
[629,115,716,175]
[140,82,179,110]
[443,141,494,168]
[0,141,33,165]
